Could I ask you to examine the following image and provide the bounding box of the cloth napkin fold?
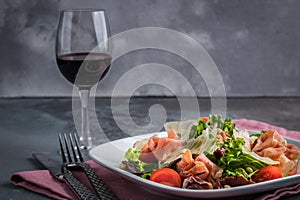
[12,160,172,200]
[232,118,300,141]
[11,119,300,200]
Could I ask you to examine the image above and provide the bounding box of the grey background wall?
[0,0,299,97]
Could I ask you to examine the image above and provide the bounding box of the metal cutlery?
[33,152,99,200]
[59,133,118,200]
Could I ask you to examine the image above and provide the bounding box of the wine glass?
[55,9,111,149]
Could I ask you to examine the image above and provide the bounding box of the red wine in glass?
[56,52,112,89]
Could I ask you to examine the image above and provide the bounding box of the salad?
[120,115,300,189]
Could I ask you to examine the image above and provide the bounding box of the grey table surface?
[1,97,300,200]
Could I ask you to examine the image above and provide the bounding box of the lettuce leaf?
[124,148,157,174]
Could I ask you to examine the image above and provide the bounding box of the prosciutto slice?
[176,149,209,179]
[182,176,213,189]
[285,144,300,160]
[147,130,185,161]
[252,130,286,158]
[272,154,298,175]
[195,153,223,185]
[176,149,222,189]
[252,130,300,175]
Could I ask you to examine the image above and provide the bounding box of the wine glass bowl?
[55,9,111,148]
[56,9,111,88]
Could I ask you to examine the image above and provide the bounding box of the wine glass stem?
[79,89,92,149]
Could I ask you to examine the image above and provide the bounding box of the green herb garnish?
[223,118,236,136]
[217,137,267,178]
[189,118,208,139]
[209,114,224,128]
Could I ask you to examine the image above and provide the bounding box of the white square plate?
[89,131,300,199]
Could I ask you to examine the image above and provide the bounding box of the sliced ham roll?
[182,176,213,189]
[252,130,300,175]
[176,149,222,189]
[147,130,185,161]
[252,130,286,158]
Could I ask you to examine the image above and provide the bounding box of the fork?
[59,133,118,200]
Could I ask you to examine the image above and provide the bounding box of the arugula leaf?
[251,133,262,138]
[189,119,208,139]
[217,137,267,178]
[223,118,236,136]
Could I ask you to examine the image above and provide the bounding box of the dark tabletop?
[1,97,300,200]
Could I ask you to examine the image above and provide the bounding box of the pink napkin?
[233,118,300,141]
[11,119,300,200]
[11,160,169,200]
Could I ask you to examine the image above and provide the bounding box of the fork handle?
[63,172,100,200]
[80,163,118,200]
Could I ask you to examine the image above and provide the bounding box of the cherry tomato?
[150,168,182,187]
[199,117,209,123]
[252,166,283,183]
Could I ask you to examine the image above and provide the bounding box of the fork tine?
[73,133,84,162]
[63,133,73,163]
[58,133,67,163]
[69,133,78,162]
